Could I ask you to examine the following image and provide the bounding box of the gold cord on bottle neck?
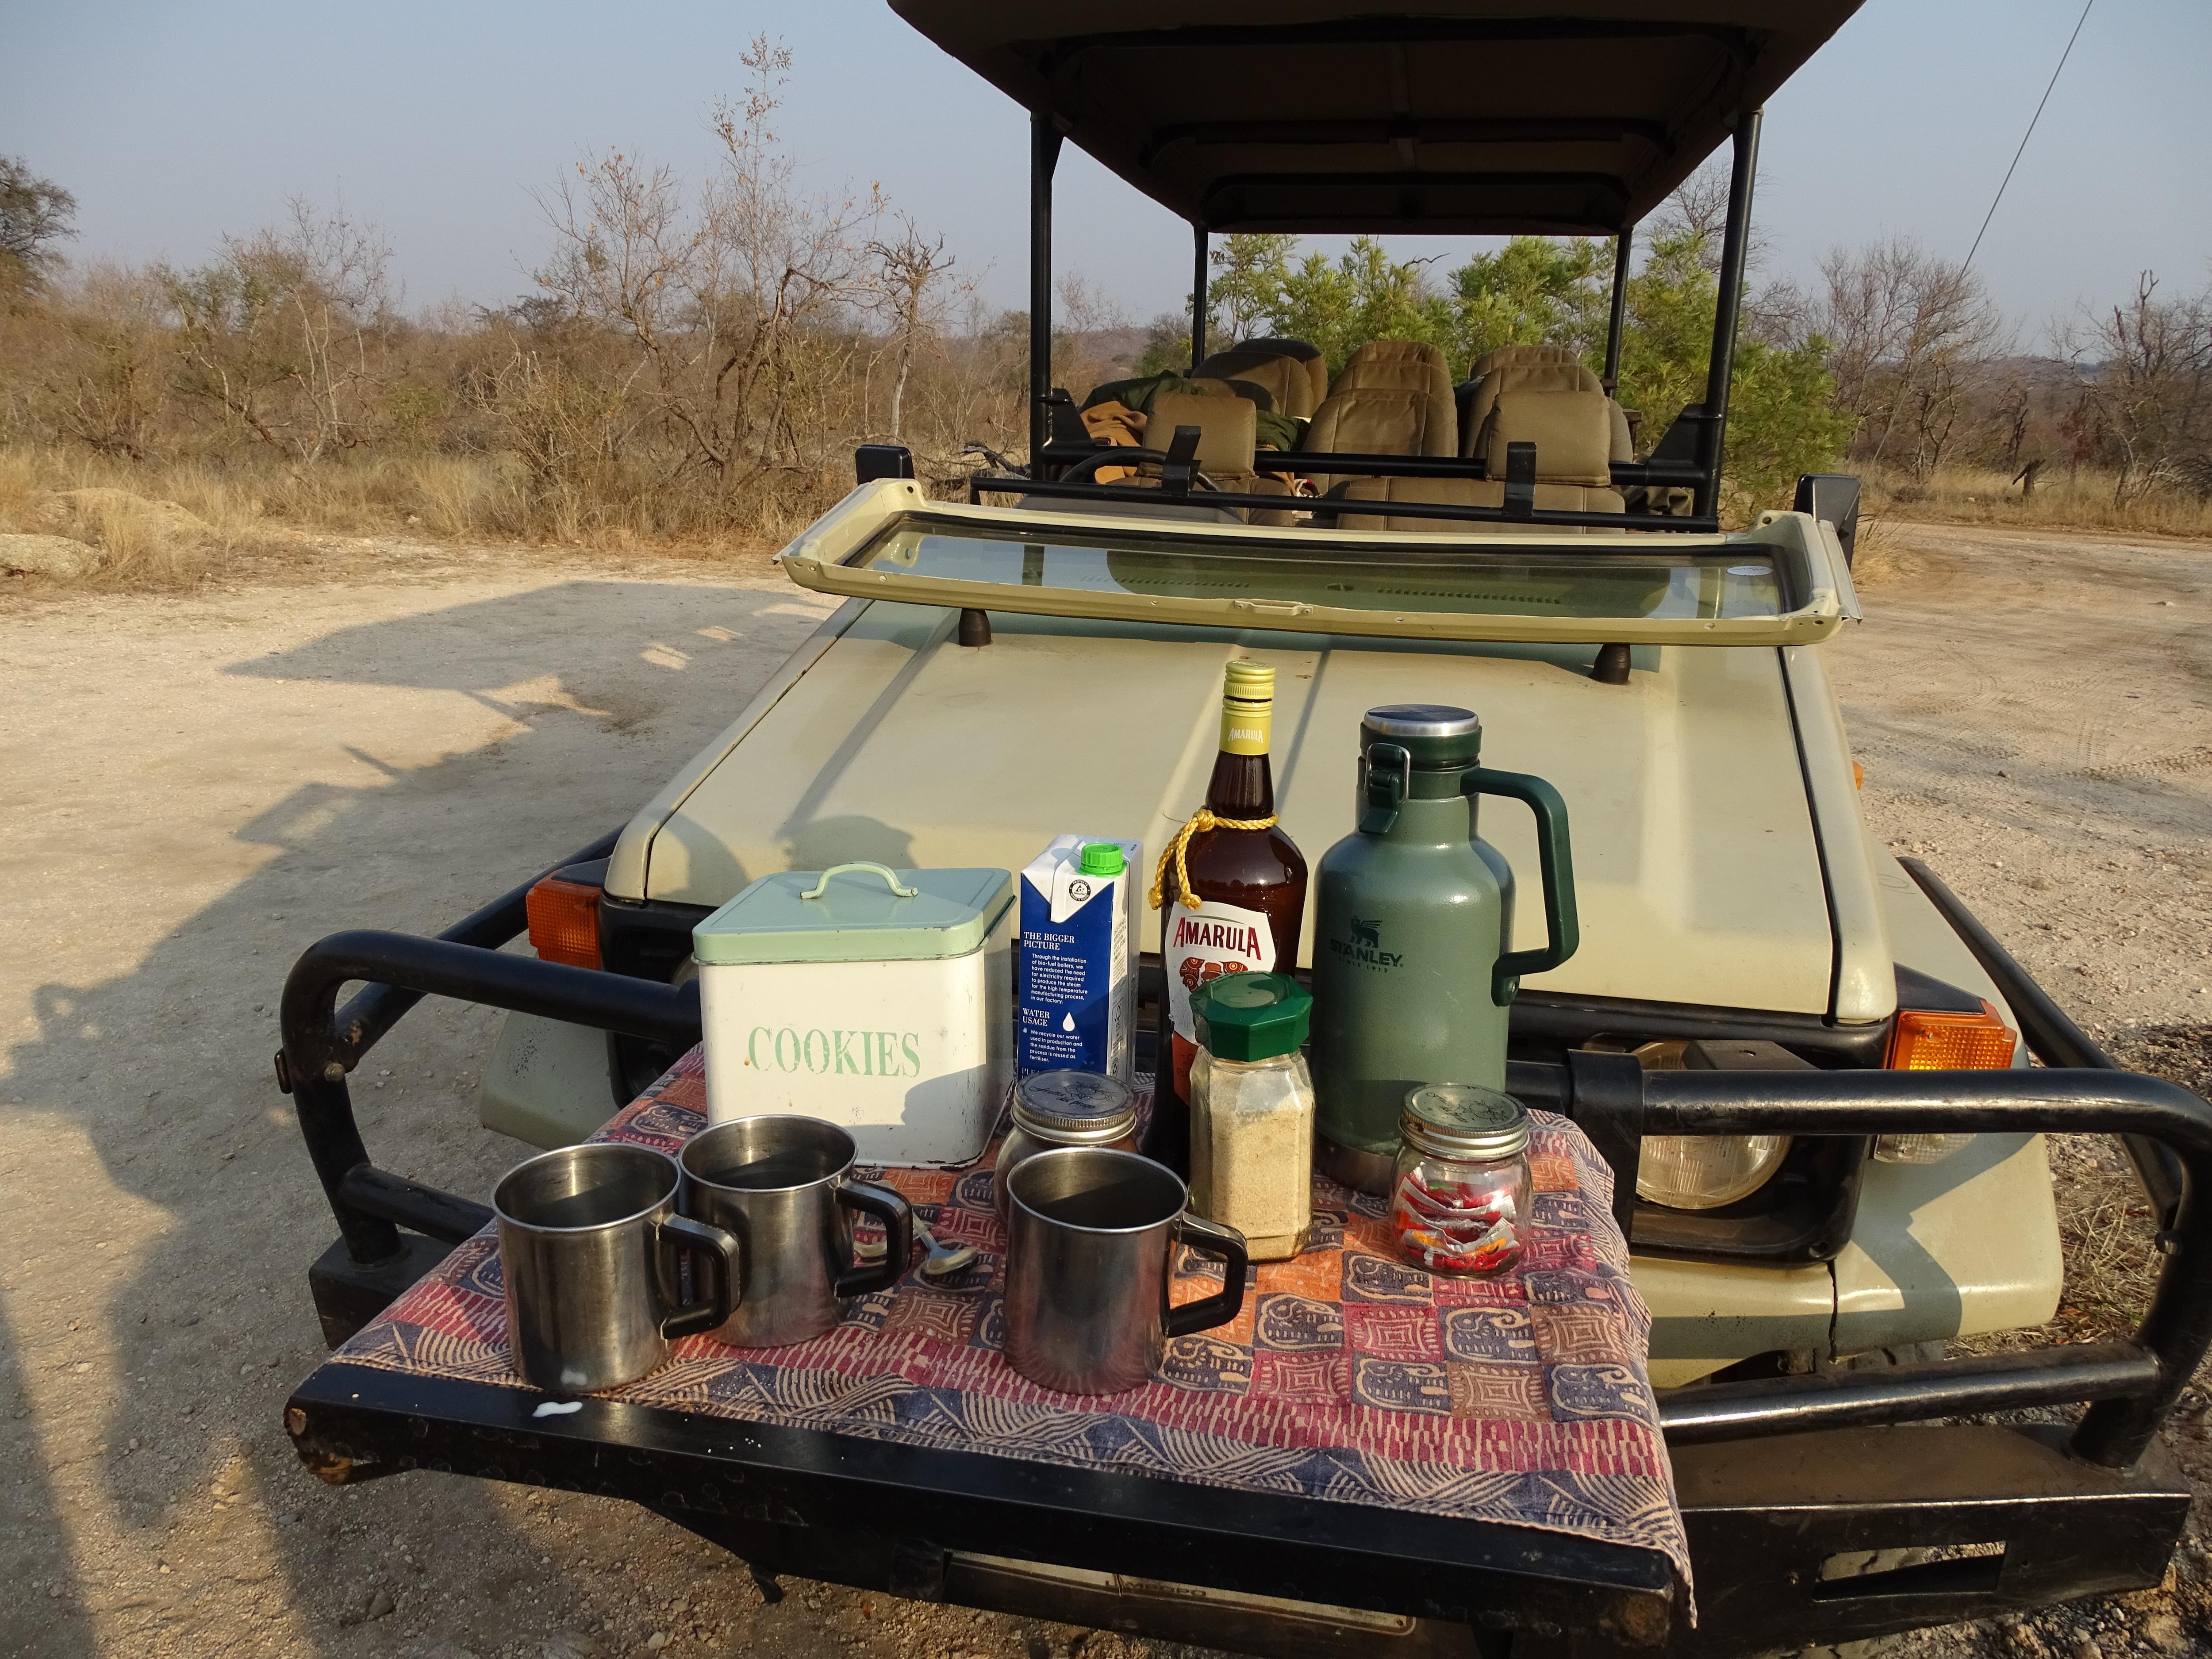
[1149,807,1281,911]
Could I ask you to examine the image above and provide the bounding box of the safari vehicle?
[275,4,2212,1655]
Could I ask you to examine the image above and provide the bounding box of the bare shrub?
[867,215,958,445]
[530,35,882,528]
[160,202,399,465]
[2056,272,2212,506]
[1815,236,2011,480]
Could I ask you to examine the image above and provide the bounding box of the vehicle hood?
[626,600,1837,1014]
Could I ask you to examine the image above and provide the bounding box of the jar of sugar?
[1187,973,1315,1261]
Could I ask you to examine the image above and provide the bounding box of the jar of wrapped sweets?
[1391,1083,1530,1277]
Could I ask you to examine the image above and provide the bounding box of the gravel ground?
[0,521,2207,1659]
[1824,520,2212,1659]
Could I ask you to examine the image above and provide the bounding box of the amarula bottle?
[1146,658,1309,1175]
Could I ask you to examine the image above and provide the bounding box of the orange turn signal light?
[527,876,602,969]
[1886,999,2017,1071]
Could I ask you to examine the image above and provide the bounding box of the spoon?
[852,1223,979,1280]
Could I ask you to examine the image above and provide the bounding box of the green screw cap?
[1078,841,1125,877]
[1192,972,1311,1062]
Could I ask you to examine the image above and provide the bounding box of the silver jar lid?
[1012,1070,1138,1141]
[1401,1083,1529,1161]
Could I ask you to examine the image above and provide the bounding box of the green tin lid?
[1078,841,1125,877]
[692,862,1012,966]
[1192,972,1311,1062]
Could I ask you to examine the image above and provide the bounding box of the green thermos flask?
[1311,705,1579,1192]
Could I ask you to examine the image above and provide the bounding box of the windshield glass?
[853,518,1788,622]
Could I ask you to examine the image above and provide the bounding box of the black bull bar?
[275,834,2212,1649]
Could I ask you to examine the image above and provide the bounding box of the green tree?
[1205,233,1298,346]
[1273,240,1452,371]
[1444,237,1609,369]
[1165,216,1855,516]
[0,157,77,297]
[1617,226,1854,513]
[1613,227,1714,440]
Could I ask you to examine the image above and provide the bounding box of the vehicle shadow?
[0,577,834,1653]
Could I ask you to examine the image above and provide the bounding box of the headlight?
[1872,1132,1974,1165]
[1636,1134,1793,1210]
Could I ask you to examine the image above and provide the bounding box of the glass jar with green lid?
[1391,1083,1530,1277]
[1188,972,1315,1260]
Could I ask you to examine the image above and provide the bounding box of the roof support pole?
[1693,108,1761,518]
[1602,224,1634,393]
[1029,113,1063,475]
[1190,225,1209,373]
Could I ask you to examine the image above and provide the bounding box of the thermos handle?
[656,1214,744,1339]
[1462,766,1580,1006]
[1162,1213,1250,1337]
[832,1179,916,1296]
[1360,742,1413,834]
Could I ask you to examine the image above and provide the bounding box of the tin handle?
[801,863,918,900]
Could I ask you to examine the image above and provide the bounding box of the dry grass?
[0,444,792,592]
[1863,463,2212,540]
[1957,1027,2212,1367]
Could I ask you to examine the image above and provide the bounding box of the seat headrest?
[1481,389,1615,487]
[1195,351,1314,419]
[1145,391,1258,476]
[1239,336,1323,363]
[1462,360,1607,459]
[1334,339,1454,402]
[1467,342,1585,380]
[1225,338,1329,411]
[1305,386,1453,462]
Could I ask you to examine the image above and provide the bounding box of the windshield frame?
[776,486,1854,648]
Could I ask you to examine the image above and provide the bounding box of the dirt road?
[0,522,2207,1659]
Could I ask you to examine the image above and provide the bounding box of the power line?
[1962,0,2095,276]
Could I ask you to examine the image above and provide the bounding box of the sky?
[5,0,2209,349]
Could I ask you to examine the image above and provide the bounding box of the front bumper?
[273,834,2212,1651]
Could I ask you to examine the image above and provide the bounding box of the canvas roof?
[890,1,1861,235]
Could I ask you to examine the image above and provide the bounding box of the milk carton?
[1018,836,1142,1081]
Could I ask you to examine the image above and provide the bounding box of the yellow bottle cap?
[1223,659,1274,703]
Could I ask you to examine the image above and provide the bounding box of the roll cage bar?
[998,108,1763,534]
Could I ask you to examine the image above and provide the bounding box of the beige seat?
[1460,349,1634,466]
[1196,341,1326,419]
[1137,391,1296,524]
[1333,339,1456,412]
[1467,342,1585,379]
[1482,388,1625,516]
[1334,475,1503,532]
[1301,388,1455,494]
[1250,338,1329,412]
[1303,340,1458,491]
[1337,388,1623,531]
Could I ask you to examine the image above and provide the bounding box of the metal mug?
[678,1115,915,1348]
[493,1142,741,1393]
[1002,1146,1249,1395]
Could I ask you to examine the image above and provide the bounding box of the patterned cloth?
[339,1049,1691,1596]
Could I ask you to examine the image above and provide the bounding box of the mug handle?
[832,1179,915,1296]
[1163,1213,1250,1337]
[656,1213,742,1338]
